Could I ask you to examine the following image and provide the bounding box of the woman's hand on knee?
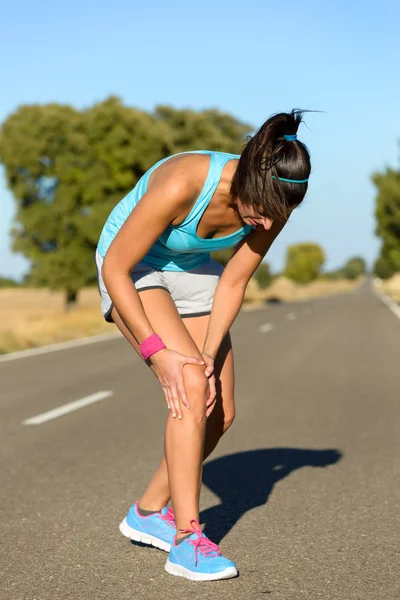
[206,374,217,417]
[201,352,217,417]
[150,348,204,419]
[202,352,215,378]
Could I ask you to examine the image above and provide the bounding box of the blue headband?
[283,134,297,141]
[272,175,308,184]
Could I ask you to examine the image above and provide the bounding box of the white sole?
[119,518,171,552]
[165,559,238,581]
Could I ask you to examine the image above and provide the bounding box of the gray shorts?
[95,250,224,322]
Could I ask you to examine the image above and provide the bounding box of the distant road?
[1,282,399,600]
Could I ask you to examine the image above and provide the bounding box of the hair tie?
[283,134,297,141]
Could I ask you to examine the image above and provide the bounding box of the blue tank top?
[97,150,254,271]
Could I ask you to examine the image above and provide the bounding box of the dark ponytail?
[230,109,311,221]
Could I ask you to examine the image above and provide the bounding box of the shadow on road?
[200,447,342,543]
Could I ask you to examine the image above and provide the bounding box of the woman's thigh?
[110,288,202,360]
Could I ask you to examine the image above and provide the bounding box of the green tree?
[0,103,89,306]
[0,99,174,306]
[0,276,19,288]
[372,163,400,273]
[284,243,325,284]
[374,254,396,280]
[343,257,366,280]
[254,262,272,288]
[154,106,251,153]
[82,97,175,240]
[0,98,252,307]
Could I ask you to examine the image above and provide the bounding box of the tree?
[0,103,89,306]
[374,254,396,280]
[154,106,251,153]
[284,243,325,284]
[0,97,252,307]
[82,97,175,241]
[343,257,366,280]
[254,262,272,289]
[372,162,400,273]
[0,276,19,288]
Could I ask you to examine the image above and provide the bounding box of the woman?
[95,109,311,581]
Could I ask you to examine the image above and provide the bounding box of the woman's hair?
[230,109,312,221]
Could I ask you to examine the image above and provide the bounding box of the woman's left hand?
[202,352,217,417]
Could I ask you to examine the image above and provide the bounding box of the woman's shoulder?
[147,151,213,195]
[150,150,239,184]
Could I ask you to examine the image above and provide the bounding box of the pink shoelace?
[182,519,221,565]
[160,507,176,528]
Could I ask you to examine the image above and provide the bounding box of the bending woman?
[95,109,311,581]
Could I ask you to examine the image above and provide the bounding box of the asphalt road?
[1,282,399,600]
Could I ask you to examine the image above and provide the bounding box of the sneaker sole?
[165,559,238,581]
[119,518,171,552]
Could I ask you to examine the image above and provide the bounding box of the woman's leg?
[183,313,235,458]
[111,292,235,526]
[111,290,209,534]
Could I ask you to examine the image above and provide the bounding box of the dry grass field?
[243,275,362,306]
[0,277,363,354]
[0,288,110,354]
[381,273,400,302]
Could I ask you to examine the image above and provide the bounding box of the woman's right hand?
[149,348,205,419]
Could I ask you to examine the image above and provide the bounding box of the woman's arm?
[102,172,193,342]
[102,167,206,418]
[202,220,286,364]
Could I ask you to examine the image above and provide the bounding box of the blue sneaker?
[119,502,176,552]
[165,519,238,581]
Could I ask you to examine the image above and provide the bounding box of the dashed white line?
[22,390,114,425]
[258,323,274,333]
[286,312,296,321]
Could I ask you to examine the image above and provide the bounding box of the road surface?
[1,281,399,600]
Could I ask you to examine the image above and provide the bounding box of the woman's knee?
[182,365,209,420]
[183,364,208,396]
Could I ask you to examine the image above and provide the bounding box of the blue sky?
[1,0,399,277]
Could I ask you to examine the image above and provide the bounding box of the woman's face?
[236,199,275,232]
[236,199,298,231]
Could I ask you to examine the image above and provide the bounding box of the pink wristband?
[139,333,166,360]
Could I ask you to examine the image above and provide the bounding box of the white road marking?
[258,323,274,333]
[373,284,400,322]
[0,332,121,364]
[286,312,296,321]
[22,390,114,425]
